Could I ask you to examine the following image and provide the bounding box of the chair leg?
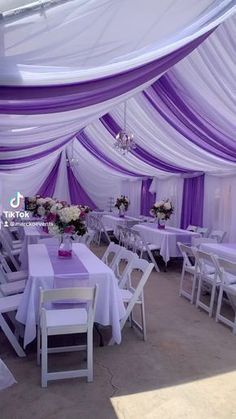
[216,286,223,323]
[37,326,41,366]
[140,302,147,341]
[87,328,93,383]
[209,284,216,317]
[196,277,202,308]
[0,314,26,357]
[233,314,236,335]
[191,272,198,304]
[41,329,48,388]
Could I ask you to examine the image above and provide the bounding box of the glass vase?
[119,206,125,218]
[58,234,72,258]
[158,219,166,230]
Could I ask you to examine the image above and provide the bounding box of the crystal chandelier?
[66,141,79,167]
[114,102,136,155]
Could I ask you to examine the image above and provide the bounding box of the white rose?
[164,202,171,210]
[157,212,165,220]
[37,206,45,216]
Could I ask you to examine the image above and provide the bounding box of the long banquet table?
[16,243,125,348]
[200,243,236,262]
[133,224,200,264]
[102,214,140,230]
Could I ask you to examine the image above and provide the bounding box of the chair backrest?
[186,225,197,232]
[177,242,195,267]
[213,257,236,285]
[123,258,154,300]
[0,251,12,273]
[195,249,221,282]
[40,285,98,326]
[0,231,20,270]
[196,227,209,237]
[209,230,226,243]
[101,242,122,268]
[78,231,95,248]
[112,248,138,286]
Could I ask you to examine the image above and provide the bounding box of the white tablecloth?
[19,226,53,269]
[16,243,125,347]
[102,214,140,230]
[200,243,236,262]
[133,224,200,263]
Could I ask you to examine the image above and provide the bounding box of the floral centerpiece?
[47,205,87,258]
[26,196,57,217]
[150,199,174,229]
[114,195,129,217]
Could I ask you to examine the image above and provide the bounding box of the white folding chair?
[196,227,209,237]
[129,230,160,273]
[37,285,98,388]
[195,250,221,317]
[0,250,28,283]
[0,294,25,357]
[79,231,96,248]
[87,214,111,245]
[112,248,139,288]
[177,242,198,304]
[215,257,236,334]
[1,226,22,250]
[209,230,227,243]
[0,231,20,271]
[101,242,122,270]
[113,259,154,342]
[186,225,198,232]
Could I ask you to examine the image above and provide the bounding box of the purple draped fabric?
[77,131,139,177]
[145,75,236,162]
[140,178,156,216]
[180,174,205,229]
[67,164,96,209]
[101,114,189,173]
[0,31,213,115]
[37,154,62,197]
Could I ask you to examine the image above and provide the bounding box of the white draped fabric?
[204,174,236,242]
[121,179,142,217]
[1,0,234,85]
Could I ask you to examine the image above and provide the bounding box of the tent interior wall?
[0,1,235,240]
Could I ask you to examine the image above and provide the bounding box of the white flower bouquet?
[114,195,129,211]
[150,199,174,220]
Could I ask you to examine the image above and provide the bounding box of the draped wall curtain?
[180,175,205,229]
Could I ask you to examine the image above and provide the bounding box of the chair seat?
[224,273,236,285]
[120,288,141,304]
[223,283,236,296]
[0,280,26,296]
[6,270,28,282]
[45,308,88,329]
[0,293,22,313]
[201,273,221,284]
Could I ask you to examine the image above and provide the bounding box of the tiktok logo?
[10,192,24,209]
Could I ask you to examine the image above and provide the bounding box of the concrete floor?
[1,244,236,419]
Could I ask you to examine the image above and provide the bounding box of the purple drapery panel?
[180,175,205,229]
[101,114,189,173]
[37,154,61,197]
[140,178,155,215]
[77,131,140,177]
[145,75,236,162]
[67,164,96,209]
[0,31,213,115]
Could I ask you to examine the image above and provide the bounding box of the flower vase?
[119,206,125,218]
[58,234,72,258]
[158,219,166,230]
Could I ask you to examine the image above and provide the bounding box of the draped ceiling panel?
[0,1,235,211]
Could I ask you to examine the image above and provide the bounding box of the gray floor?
[1,244,236,419]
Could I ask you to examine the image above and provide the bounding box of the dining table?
[133,223,200,265]
[19,225,53,269]
[102,214,140,231]
[200,242,236,262]
[16,243,125,348]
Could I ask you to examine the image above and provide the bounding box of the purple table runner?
[45,245,89,290]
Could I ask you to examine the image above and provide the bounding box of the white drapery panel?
[203,174,236,242]
[1,0,234,85]
[121,179,142,217]
[150,176,184,228]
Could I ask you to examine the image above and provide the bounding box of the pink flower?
[64,225,75,234]
[46,213,57,222]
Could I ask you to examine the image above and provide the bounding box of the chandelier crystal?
[114,102,136,155]
[66,141,79,167]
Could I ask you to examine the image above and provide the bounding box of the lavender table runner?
[46,244,89,289]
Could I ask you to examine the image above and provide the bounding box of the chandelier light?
[66,141,79,167]
[114,102,136,155]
